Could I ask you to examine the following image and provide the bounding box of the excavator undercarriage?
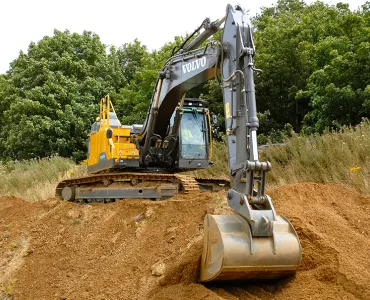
[56,172,230,202]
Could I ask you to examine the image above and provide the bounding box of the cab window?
[180,112,207,158]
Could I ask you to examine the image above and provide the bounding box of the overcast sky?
[0,0,365,74]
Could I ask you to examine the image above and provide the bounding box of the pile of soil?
[0,183,369,299]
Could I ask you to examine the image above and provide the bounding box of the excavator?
[56,4,302,282]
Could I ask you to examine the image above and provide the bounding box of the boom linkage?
[139,5,275,237]
[200,5,301,282]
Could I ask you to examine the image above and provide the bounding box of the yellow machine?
[87,96,140,172]
[57,95,219,200]
[56,4,301,283]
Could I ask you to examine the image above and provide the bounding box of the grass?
[1,120,370,201]
[0,156,86,202]
[262,120,370,194]
[189,120,370,194]
[1,278,16,299]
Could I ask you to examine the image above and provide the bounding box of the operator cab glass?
[180,110,207,159]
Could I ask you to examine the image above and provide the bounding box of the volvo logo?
[182,57,207,74]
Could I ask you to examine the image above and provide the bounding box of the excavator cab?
[180,111,207,159]
[176,99,212,169]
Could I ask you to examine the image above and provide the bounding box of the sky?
[0,0,366,74]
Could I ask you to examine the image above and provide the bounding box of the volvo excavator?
[56,4,302,282]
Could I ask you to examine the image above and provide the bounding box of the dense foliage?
[0,1,369,161]
[0,30,124,160]
[112,38,182,125]
[253,0,370,133]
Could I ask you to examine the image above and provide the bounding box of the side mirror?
[106,129,113,139]
[211,113,217,125]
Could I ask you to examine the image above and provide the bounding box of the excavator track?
[175,174,200,193]
[56,172,229,203]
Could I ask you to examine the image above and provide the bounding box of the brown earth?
[0,183,369,300]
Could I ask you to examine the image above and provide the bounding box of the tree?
[1,30,124,161]
[116,39,149,85]
[251,0,370,133]
[0,74,9,115]
[113,37,183,125]
[0,74,10,156]
[301,3,370,132]
[252,0,315,131]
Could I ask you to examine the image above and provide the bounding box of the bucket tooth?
[200,214,302,282]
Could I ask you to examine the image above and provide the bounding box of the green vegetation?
[263,119,370,194]
[1,120,370,201]
[0,0,369,197]
[252,0,370,135]
[1,278,16,298]
[0,156,84,201]
[0,30,124,161]
[1,1,369,162]
[196,120,370,194]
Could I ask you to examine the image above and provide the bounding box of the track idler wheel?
[61,186,76,201]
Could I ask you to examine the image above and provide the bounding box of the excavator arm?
[137,4,301,282]
[201,5,302,281]
[138,4,274,204]
[140,5,268,194]
[139,44,221,167]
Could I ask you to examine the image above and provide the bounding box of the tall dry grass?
[0,157,86,202]
[190,120,370,194]
[2,120,369,201]
[262,120,370,193]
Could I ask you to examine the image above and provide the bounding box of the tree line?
[0,0,369,161]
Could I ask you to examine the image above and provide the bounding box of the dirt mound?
[0,183,369,299]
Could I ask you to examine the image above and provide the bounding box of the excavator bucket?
[200,213,302,282]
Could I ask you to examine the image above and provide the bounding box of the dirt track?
[1,183,369,299]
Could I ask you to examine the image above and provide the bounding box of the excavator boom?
[56,3,301,283]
